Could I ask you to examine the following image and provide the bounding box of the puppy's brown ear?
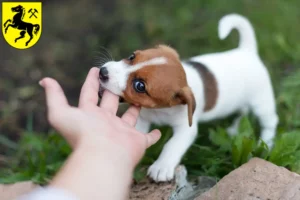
[157,44,180,59]
[175,87,196,126]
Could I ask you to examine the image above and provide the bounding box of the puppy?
[98,14,278,182]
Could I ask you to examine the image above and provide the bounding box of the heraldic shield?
[2,2,42,49]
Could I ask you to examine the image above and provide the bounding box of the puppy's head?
[99,45,196,126]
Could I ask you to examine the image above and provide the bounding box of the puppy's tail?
[218,14,257,53]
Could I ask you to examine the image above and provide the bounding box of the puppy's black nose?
[99,67,109,81]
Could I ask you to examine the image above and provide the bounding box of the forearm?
[50,142,134,200]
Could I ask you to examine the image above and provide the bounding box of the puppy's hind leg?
[227,107,249,136]
[250,94,278,148]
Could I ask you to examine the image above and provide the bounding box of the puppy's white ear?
[175,87,196,126]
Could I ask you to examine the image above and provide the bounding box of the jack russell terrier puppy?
[98,14,278,182]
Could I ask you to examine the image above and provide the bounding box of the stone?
[129,179,175,200]
[197,157,300,200]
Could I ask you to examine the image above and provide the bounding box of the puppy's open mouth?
[98,84,125,103]
[98,84,105,98]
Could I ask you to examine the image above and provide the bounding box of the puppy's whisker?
[94,59,109,67]
[93,57,109,67]
[93,48,114,67]
[98,46,114,61]
[94,60,105,65]
[96,50,110,60]
[94,56,109,62]
[98,47,111,58]
[103,48,114,61]
[95,52,110,62]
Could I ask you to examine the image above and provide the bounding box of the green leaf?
[240,137,254,165]
[209,127,232,151]
[238,117,254,138]
[269,131,300,163]
[133,166,147,183]
[232,143,241,167]
[252,139,269,159]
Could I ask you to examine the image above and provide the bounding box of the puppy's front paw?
[261,132,275,149]
[147,161,176,182]
[226,126,238,137]
[260,138,274,150]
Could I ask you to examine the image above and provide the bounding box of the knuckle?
[47,112,57,126]
[127,109,138,119]
[126,112,136,121]
[47,109,61,126]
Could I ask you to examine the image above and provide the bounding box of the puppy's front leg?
[148,124,197,182]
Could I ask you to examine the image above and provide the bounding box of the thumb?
[39,77,69,123]
[145,129,161,148]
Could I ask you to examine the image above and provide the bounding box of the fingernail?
[155,129,161,135]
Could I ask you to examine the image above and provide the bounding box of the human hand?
[39,67,161,166]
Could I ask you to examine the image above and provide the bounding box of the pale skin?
[39,67,161,200]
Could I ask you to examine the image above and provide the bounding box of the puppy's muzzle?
[99,67,109,82]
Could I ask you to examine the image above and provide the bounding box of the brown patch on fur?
[175,87,196,126]
[123,45,180,66]
[186,61,218,112]
[122,45,196,126]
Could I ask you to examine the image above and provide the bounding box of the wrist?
[51,140,134,200]
[77,137,135,170]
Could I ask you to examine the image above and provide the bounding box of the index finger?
[78,67,100,108]
[99,90,119,115]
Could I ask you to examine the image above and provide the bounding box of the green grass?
[0,131,71,184]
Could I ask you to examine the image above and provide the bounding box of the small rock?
[129,179,176,200]
[197,158,300,200]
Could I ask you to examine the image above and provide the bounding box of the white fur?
[101,61,128,95]
[218,14,257,53]
[128,57,167,73]
[101,14,278,182]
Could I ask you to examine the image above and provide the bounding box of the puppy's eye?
[128,53,135,61]
[133,79,146,93]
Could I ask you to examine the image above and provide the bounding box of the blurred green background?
[0,0,300,184]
